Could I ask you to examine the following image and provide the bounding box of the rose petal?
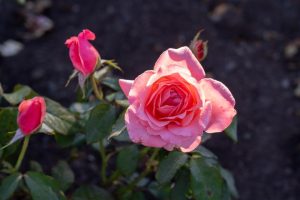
[200,78,236,133]
[125,107,167,148]
[154,46,205,81]
[128,70,155,104]
[78,34,99,76]
[180,136,202,152]
[119,79,133,98]
[78,29,96,40]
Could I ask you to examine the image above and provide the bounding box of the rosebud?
[17,97,46,135]
[190,30,208,62]
[65,29,100,77]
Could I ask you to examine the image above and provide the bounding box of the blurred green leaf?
[0,85,36,105]
[101,77,120,91]
[117,145,139,176]
[0,173,22,200]
[131,192,146,200]
[109,111,126,140]
[55,133,85,148]
[170,168,190,200]
[30,161,43,173]
[148,181,171,199]
[190,157,224,200]
[52,160,74,191]
[156,151,188,184]
[224,116,238,142]
[220,167,238,198]
[0,107,18,145]
[24,171,65,200]
[44,98,78,135]
[85,102,116,143]
[73,185,114,200]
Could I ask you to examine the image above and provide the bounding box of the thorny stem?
[14,136,30,172]
[91,74,103,100]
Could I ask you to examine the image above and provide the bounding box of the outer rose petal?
[125,107,167,148]
[154,46,205,81]
[17,97,46,135]
[78,29,96,40]
[180,136,201,152]
[200,78,236,133]
[78,33,100,76]
[128,70,155,104]
[119,79,133,98]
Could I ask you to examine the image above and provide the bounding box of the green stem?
[99,141,108,185]
[14,136,30,172]
[91,74,103,100]
[128,148,160,189]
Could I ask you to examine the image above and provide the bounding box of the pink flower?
[65,29,100,77]
[17,97,46,135]
[119,47,236,152]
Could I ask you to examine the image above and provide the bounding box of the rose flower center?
[145,74,200,122]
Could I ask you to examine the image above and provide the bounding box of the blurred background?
[1,0,300,199]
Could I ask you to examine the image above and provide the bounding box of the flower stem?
[128,148,160,189]
[91,74,103,100]
[99,141,108,185]
[14,136,30,172]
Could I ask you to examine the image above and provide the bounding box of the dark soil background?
[1,0,300,199]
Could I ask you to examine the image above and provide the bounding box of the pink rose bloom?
[17,97,46,135]
[119,47,236,152]
[65,29,100,77]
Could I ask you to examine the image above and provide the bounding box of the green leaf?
[55,133,85,148]
[148,181,171,199]
[30,161,43,172]
[190,157,224,200]
[109,111,126,140]
[0,173,22,200]
[156,151,188,184]
[52,160,75,191]
[0,85,36,105]
[117,145,139,176]
[131,192,146,200]
[0,107,21,156]
[24,171,65,200]
[73,185,114,200]
[193,146,217,159]
[224,116,238,142]
[44,98,77,135]
[0,108,18,145]
[101,77,120,91]
[170,168,190,200]
[220,168,238,198]
[85,102,116,143]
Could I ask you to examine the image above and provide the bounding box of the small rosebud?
[190,30,208,62]
[65,29,100,77]
[17,97,46,135]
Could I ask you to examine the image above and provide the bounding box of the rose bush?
[0,30,238,200]
[119,46,236,152]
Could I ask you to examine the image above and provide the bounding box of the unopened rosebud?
[190,30,208,62]
[17,97,46,135]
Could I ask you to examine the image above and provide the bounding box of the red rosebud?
[65,29,100,77]
[17,97,46,135]
[190,30,208,62]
